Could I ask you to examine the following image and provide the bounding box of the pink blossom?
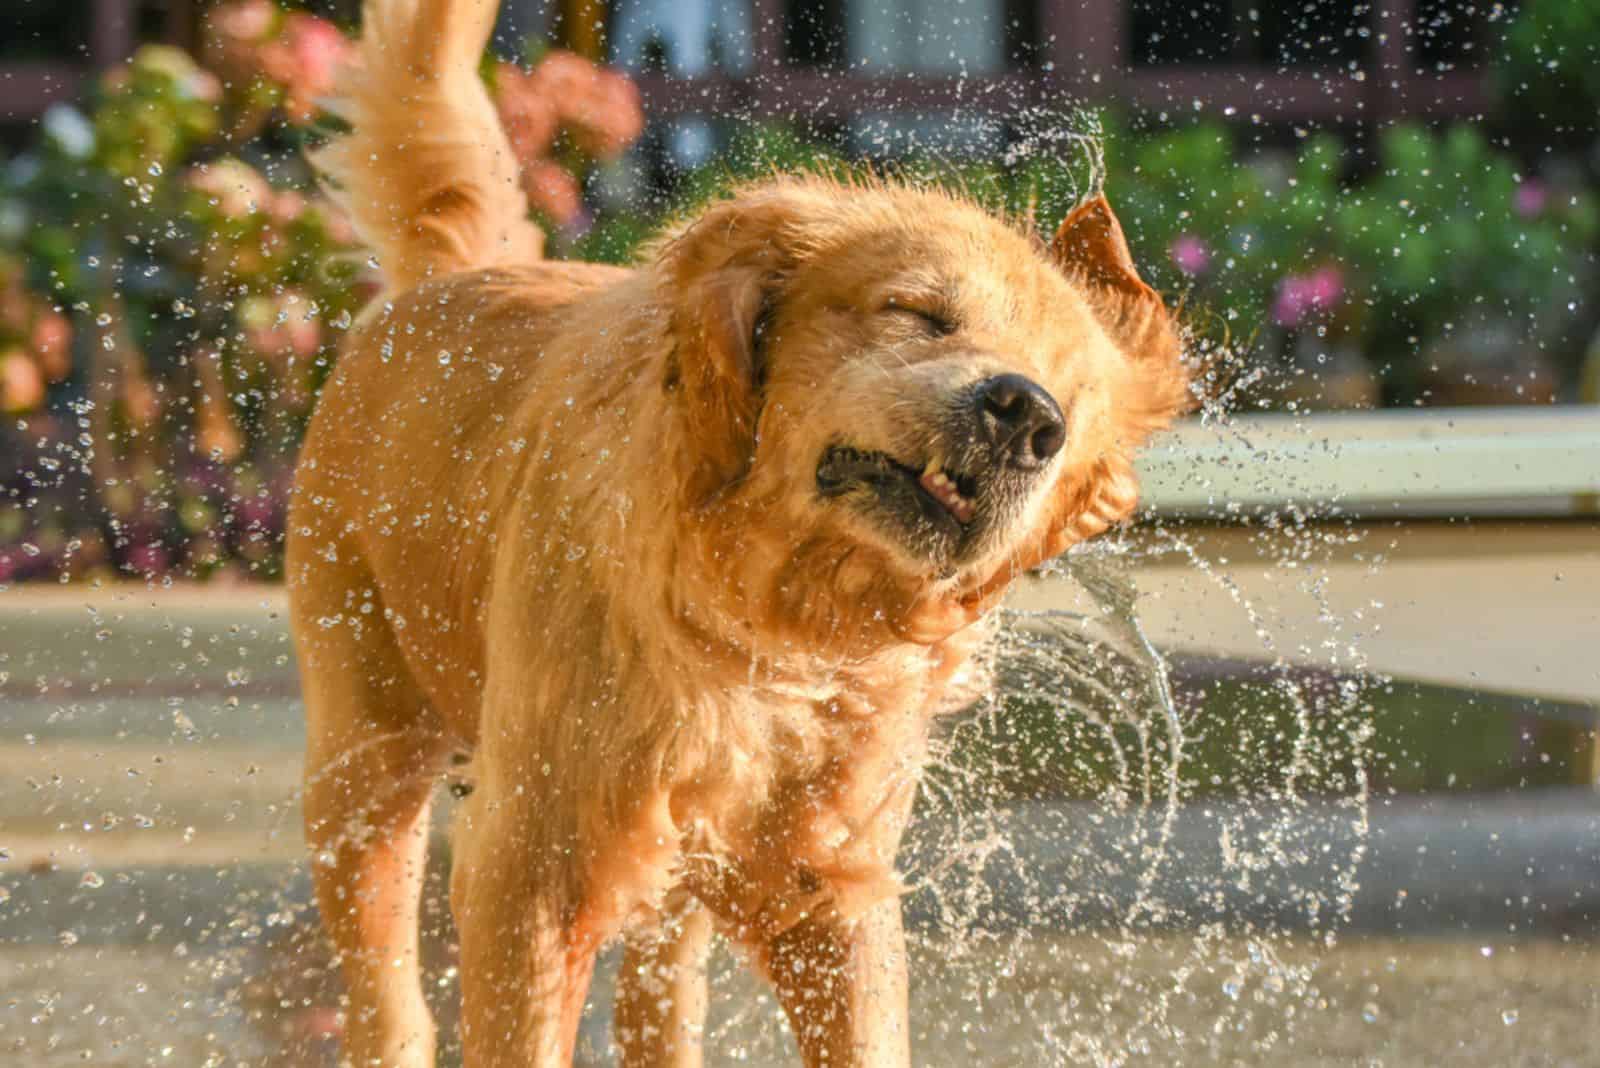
[126,542,170,578]
[494,63,560,168]
[240,290,322,361]
[0,349,45,413]
[1273,266,1344,328]
[1168,233,1211,276]
[522,159,583,226]
[30,310,72,382]
[202,0,279,91]
[260,14,350,122]
[531,51,643,161]
[188,158,272,218]
[269,189,307,224]
[211,0,277,46]
[1513,180,1547,219]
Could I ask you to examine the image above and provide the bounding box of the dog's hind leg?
[297,581,448,1068]
[614,892,713,1067]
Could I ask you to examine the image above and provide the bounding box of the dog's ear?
[1049,194,1181,372]
[661,190,805,499]
[1044,194,1192,552]
[1052,191,1193,426]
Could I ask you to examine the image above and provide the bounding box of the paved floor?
[2,533,1598,1065]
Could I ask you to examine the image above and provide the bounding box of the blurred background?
[1,1,1598,1065]
[2,0,1598,584]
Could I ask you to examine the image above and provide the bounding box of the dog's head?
[659,178,1190,645]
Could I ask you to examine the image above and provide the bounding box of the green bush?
[1496,0,1600,134]
[601,116,1596,407]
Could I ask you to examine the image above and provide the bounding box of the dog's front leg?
[614,892,713,1067]
[762,898,910,1068]
[451,793,596,1067]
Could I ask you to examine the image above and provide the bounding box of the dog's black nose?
[974,374,1065,468]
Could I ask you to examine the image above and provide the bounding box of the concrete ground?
[2,521,1598,1065]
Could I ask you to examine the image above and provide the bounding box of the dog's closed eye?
[882,299,957,338]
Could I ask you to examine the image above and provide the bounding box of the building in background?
[3,0,1501,143]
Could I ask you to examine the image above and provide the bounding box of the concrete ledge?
[1139,406,1600,516]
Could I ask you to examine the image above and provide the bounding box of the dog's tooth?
[923,457,941,478]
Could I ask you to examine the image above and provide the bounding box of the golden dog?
[287,1,1191,1064]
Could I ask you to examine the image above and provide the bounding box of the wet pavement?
[2,583,1599,1065]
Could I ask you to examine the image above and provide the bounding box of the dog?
[286,1,1192,1064]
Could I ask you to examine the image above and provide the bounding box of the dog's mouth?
[816,445,983,551]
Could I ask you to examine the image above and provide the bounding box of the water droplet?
[1361,1003,1379,1023]
[79,871,104,889]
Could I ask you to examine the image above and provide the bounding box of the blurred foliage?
[0,2,641,585]
[597,116,1596,409]
[3,1,1599,585]
[1495,0,1600,136]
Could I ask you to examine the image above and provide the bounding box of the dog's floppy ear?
[661,190,804,500]
[1051,193,1192,430]
[1049,193,1180,370]
[1045,194,1192,550]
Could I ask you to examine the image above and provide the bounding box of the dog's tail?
[313,0,543,295]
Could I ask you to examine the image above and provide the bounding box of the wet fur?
[288,1,1191,1065]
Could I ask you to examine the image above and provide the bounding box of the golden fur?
[287,1,1191,1064]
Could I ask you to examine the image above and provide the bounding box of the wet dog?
[287,1,1191,1064]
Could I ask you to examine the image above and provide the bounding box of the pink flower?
[522,159,583,226]
[126,542,170,578]
[188,158,272,218]
[565,70,644,160]
[240,290,322,361]
[202,0,279,92]
[30,310,72,382]
[260,14,350,122]
[1168,234,1211,276]
[531,51,643,161]
[211,0,277,46]
[0,349,45,413]
[269,189,307,224]
[494,63,560,168]
[1273,266,1344,328]
[313,200,359,246]
[1513,180,1547,219]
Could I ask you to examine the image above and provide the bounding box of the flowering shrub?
[613,118,1595,409]
[492,48,643,225]
[0,3,643,585]
[999,118,1597,407]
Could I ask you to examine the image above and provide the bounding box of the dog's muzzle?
[816,373,1065,566]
